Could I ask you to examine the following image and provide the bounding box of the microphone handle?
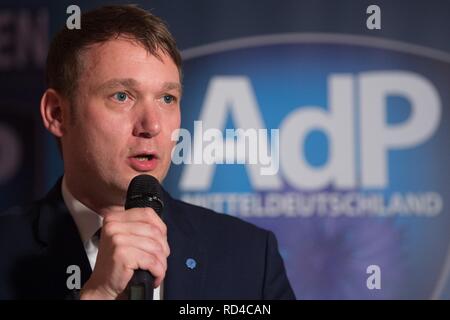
[128,269,154,300]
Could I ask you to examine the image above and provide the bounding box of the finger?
[103,221,166,242]
[110,233,170,259]
[100,221,170,260]
[104,208,167,235]
[125,248,167,287]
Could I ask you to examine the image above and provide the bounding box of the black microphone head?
[125,174,164,214]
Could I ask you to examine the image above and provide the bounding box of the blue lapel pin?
[185,258,197,270]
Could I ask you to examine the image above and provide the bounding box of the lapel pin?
[185,258,197,270]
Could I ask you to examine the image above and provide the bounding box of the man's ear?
[40,89,67,138]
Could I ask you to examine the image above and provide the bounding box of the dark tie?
[93,227,102,245]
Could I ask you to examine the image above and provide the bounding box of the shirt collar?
[61,176,103,245]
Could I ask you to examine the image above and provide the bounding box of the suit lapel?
[162,190,207,300]
[36,179,92,296]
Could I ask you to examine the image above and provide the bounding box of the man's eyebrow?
[97,78,139,91]
[162,82,182,95]
[96,79,182,95]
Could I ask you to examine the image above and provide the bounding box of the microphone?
[125,174,164,300]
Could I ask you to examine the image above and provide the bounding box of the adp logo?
[168,34,450,299]
[179,72,441,191]
[169,33,449,219]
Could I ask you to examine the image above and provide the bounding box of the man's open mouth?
[133,154,156,161]
[128,152,159,172]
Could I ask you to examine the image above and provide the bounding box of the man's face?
[61,38,181,204]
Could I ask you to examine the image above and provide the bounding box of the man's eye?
[162,94,176,104]
[113,92,129,102]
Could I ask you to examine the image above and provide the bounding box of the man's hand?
[79,207,170,300]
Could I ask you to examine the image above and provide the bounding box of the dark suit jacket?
[0,179,295,300]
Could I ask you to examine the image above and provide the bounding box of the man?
[0,5,295,300]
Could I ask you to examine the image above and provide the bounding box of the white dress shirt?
[61,177,161,300]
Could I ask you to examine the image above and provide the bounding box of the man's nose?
[132,102,161,138]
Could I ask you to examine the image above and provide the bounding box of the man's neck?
[63,174,125,217]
